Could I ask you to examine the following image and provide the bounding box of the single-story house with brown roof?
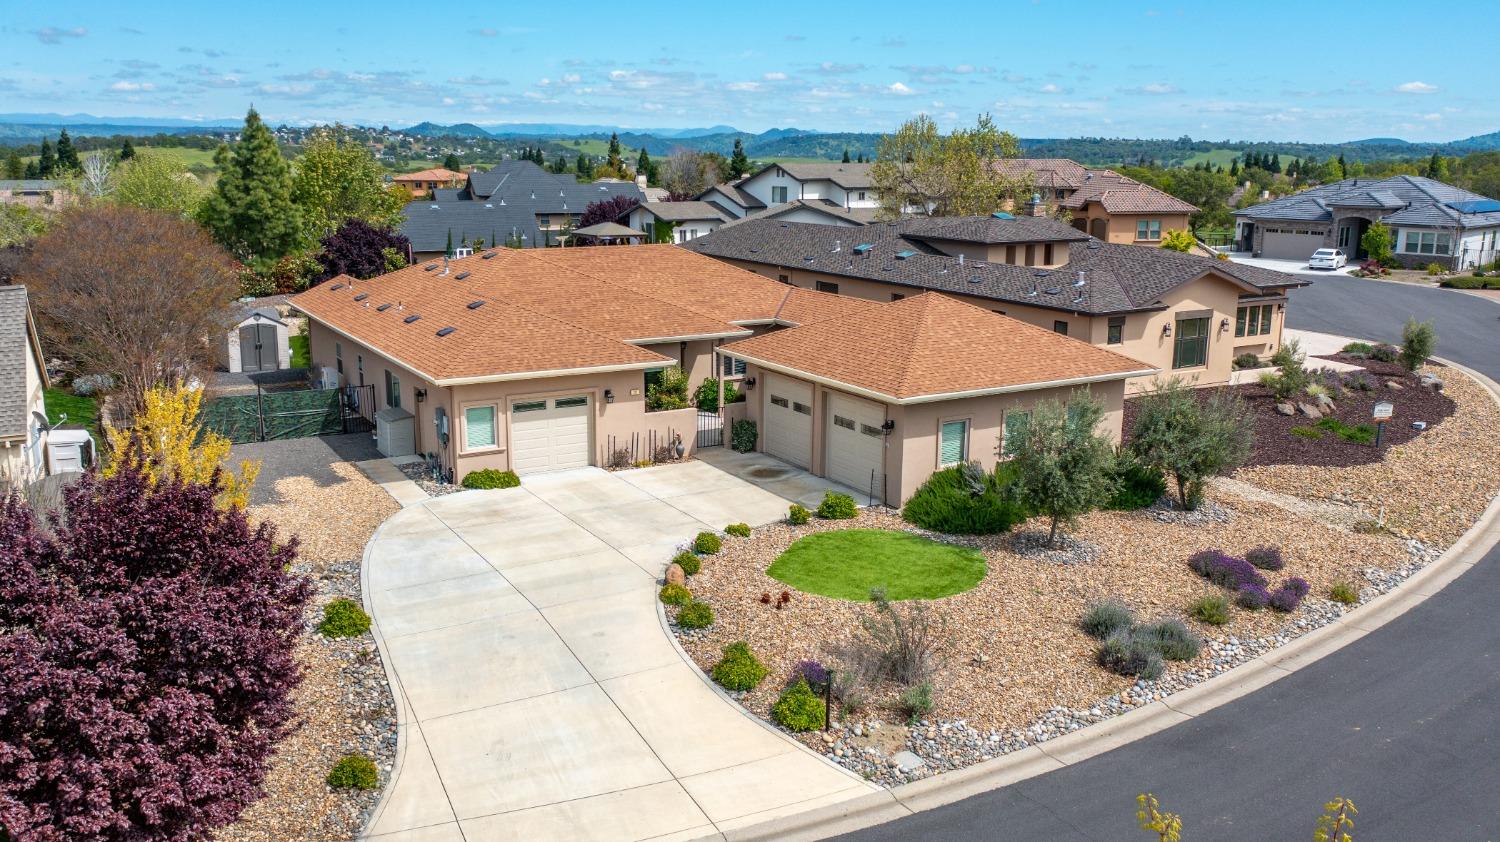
[995,159,1198,244]
[289,244,1155,503]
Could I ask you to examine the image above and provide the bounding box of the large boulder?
[1297,402,1323,419]
[665,563,686,587]
[1419,373,1444,390]
[1314,393,1336,411]
[1275,402,1296,416]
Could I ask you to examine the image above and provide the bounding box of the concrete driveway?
[1227,252,1354,275]
[362,458,877,841]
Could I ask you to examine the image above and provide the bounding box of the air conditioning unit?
[317,366,340,390]
[452,247,474,259]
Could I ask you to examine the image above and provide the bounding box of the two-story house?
[995,159,1198,244]
[0,285,51,485]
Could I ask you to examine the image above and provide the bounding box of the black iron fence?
[696,410,723,448]
[202,384,375,444]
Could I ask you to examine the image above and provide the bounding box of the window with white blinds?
[464,405,496,449]
[939,420,968,466]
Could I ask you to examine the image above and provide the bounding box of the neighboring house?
[703,163,878,217]
[392,168,466,196]
[0,179,69,209]
[623,201,730,243]
[220,304,291,374]
[685,216,1305,391]
[1234,175,1500,269]
[398,160,646,260]
[289,244,1148,505]
[0,285,51,485]
[720,199,879,229]
[995,159,1197,244]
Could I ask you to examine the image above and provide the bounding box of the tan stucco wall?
[739,364,1126,506]
[1072,206,1192,245]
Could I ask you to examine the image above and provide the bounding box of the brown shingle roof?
[721,292,1153,403]
[1061,172,1198,214]
[393,167,465,183]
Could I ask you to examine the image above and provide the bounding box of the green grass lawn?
[767,528,986,601]
[289,333,310,368]
[1180,149,1244,169]
[44,387,98,429]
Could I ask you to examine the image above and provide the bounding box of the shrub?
[1425,262,1445,276]
[319,598,371,638]
[608,447,632,469]
[1315,417,1375,444]
[1268,581,1306,613]
[1245,546,1285,571]
[830,661,871,715]
[712,641,769,691]
[1080,600,1135,640]
[1369,343,1398,363]
[676,600,715,629]
[724,522,751,538]
[1344,372,1374,392]
[1232,353,1262,370]
[70,372,115,396]
[1159,228,1196,252]
[787,503,811,525]
[1187,549,1267,591]
[1235,583,1270,610]
[902,464,1028,534]
[1283,576,1311,597]
[1340,341,1374,356]
[646,365,690,411]
[1259,339,1313,401]
[1399,317,1436,372]
[1135,619,1201,661]
[327,754,379,790]
[659,583,692,606]
[1106,453,1167,511]
[671,550,701,576]
[817,491,858,519]
[1097,631,1165,680]
[1291,425,1324,440]
[771,678,827,731]
[1330,582,1359,605]
[898,682,935,721]
[1005,391,1117,547]
[792,658,830,689]
[1189,594,1230,625]
[857,589,942,686]
[693,531,723,554]
[461,469,520,490]
[1129,378,1252,511]
[694,377,740,413]
[730,419,758,453]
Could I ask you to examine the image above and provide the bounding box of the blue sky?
[2,0,1493,142]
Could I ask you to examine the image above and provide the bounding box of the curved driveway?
[840,276,1500,840]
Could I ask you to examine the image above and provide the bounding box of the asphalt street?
[840,274,1500,841]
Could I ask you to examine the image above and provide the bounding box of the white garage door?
[826,392,886,495]
[763,374,813,469]
[1261,229,1326,261]
[510,395,592,474]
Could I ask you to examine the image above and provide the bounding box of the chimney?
[1027,192,1046,217]
[958,253,965,266]
[635,174,647,188]
[441,256,449,276]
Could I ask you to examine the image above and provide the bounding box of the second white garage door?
[1260,228,1327,261]
[510,395,592,474]
[763,374,813,469]
[826,392,886,495]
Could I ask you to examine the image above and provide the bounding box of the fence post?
[255,383,266,442]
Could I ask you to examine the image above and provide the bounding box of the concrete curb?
[705,356,1500,842]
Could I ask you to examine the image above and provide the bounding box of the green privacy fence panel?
[200,388,345,444]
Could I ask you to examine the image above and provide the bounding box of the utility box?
[375,406,415,457]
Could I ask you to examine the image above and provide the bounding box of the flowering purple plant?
[0,465,312,839]
[1245,546,1285,571]
[1188,549,1267,591]
[1283,576,1311,597]
[1236,583,1271,610]
[792,659,829,688]
[1270,577,1311,612]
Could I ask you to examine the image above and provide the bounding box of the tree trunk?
[1175,474,1191,511]
[1048,515,1061,548]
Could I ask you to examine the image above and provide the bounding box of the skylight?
[331,283,346,291]
[455,271,470,280]
[895,249,918,260]
[353,293,368,301]
[481,252,496,259]
[376,303,392,312]
[852,243,874,254]
[403,314,421,324]
[436,326,456,337]
[467,300,485,309]
[991,212,1015,220]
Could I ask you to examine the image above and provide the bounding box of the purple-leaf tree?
[574,195,641,244]
[0,465,312,841]
[317,218,411,281]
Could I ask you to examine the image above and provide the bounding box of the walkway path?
[361,460,878,841]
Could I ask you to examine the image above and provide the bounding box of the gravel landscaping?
[670,363,1499,788]
[216,450,401,842]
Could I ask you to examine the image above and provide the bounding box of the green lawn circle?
[766,528,986,601]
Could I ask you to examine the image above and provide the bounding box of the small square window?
[1053,320,1069,336]
[816,280,839,294]
[1107,316,1124,345]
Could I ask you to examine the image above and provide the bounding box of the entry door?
[239,324,276,372]
[762,374,813,469]
[825,392,886,495]
[510,395,592,474]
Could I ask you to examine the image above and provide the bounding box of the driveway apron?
[362,464,877,841]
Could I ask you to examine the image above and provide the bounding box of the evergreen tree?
[119,138,136,161]
[442,152,462,171]
[636,147,658,184]
[1426,151,1449,181]
[1229,159,1239,178]
[728,138,750,179]
[842,147,851,163]
[24,160,40,178]
[37,138,56,177]
[605,132,624,171]
[55,129,80,172]
[197,108,303,266]
[4,150,22,180]
[445,228,453,257]
[1269,153,1281,174]
[551,153,567,174]
[1336,154,1347,180]
[576,153,593,178]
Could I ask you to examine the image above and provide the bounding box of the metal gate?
[696,410,723,448]
[202,383,376,444]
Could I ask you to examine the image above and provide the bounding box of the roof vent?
[804,256,815,262]
[353,292,369,301]
[481,251,496,259]
[455,271,470,280]
[895,249,918,260]
[1043,287,1061,296]
[423,264,437,272]
[403,314,421,324]
[377,303,393,312]
[972,262,987,268]
[1034,269,1051,278]
[958,253,965,266]
[852,243,874,255]
[832,239,841,253]
[429,205,439,210]
[968,276,983,284]
[991,211,1015,220]
[436,326,456,337]
[1074,270,1087,288]
[484,203,493,208]
[331,283,346,291]
[1087,240,1102,249]
[467,300,485,310]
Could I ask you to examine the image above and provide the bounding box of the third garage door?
[1260,228,1326,261]
[510,395,592,474]
[763,374,813,469]
[826,392,886,496]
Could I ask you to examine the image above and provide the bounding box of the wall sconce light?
[414,388,427,402]
[1219,318,1231,333]
[604,389,615,404]
[1161,324,1173,338]
[1277,302,1285,312]
[880,419,895,435]
[744,377,757,389]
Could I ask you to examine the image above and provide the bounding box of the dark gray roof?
[698,182,765,210]
[749,162,875,190]
[684,219,1304,316]
[633,201,730,223]
[231,304,285,325]
[0,180,62,191]
[399,159,645,252]
[1237,175,1500,229]
[720,199,879,228]
[0,285,39,440]
[900,215,1089,245]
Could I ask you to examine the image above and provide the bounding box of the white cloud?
[109,80,156,92]
[34,26,86,44]
[1420,112,1443,121]
[763,71,787,81]
[1125,82,1179,95]
[888,81,913,95]
[1394,81,1438,94]
[1038,83,1065,94]
[561,73,581,84]
[727,81,761,91]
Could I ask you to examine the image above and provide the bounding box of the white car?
[1309,248,1348,269]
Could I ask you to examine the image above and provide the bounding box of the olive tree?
[1128,378,1253,510]
[1399,318,1436,372]
[1004,390,1116,547]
